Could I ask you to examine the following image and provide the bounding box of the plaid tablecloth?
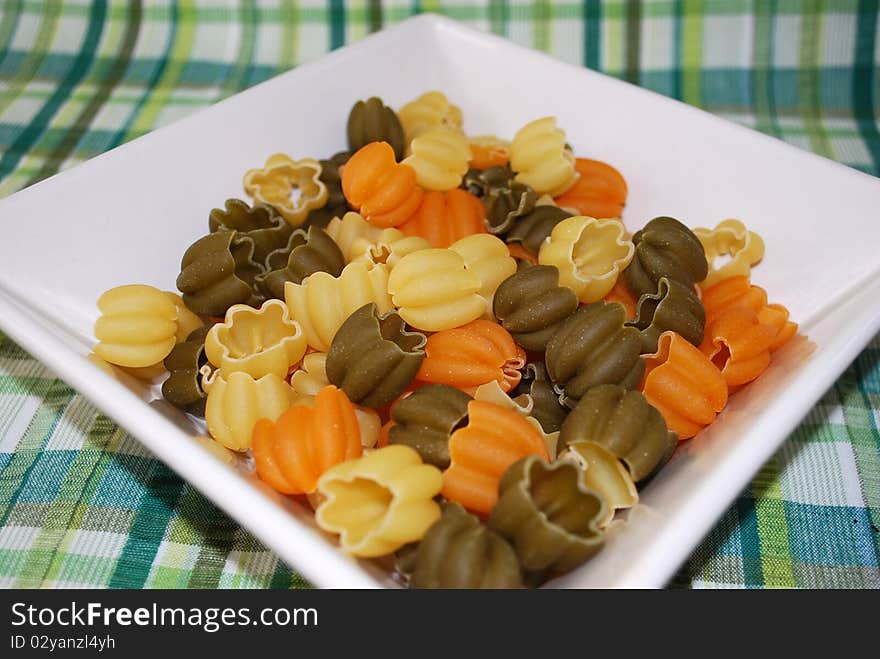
[0,1,878,589]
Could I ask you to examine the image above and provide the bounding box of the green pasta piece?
[511,363,568,434]
[558,384,677,482]
[409,503,523,589]
[176,231,263,316]
[347,98,406,161]
[255,225,345,300]
[389,384,472,469]
[488,456,606,573]
[326,303,427,408]
[624,216,709,298]
[161,327,211,416]
[461,165,515,199]
[545,301,645,409]
[505,205,572,255]
[628,276,706,353]
[302,151,351,229]
[208,198,292,266]
[484,179,537,236]
[493,265,578,352]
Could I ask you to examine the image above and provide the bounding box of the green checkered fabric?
[1,1,878,589]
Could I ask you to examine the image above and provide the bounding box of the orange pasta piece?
[397,188,487,248]
[416,320,526,394]
[468,142,510,169]
[603,277,638,319]
[553,158,628,219]
[341,142,423,228]
[700,306,776,388]
[252,385,362,495]
[640,331,728,440]
[506,242,538,265]
[442,400,549,515]
[701,276,798,353]
[378,419,393,448]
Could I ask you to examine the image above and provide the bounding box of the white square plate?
[1,15,879,588]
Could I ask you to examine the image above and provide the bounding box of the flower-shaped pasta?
[488,456,606,572]
[442,400,550,516]
[484,177,537,235]
[701,276,797,352]
[397,189,487,248]
[341,142,423,228]
[289,351,330,399]
[243,153,328,227]
[315,445,443,557]
[202,370,297,451]
[449,233,517,316]
[387,248,486,332]
[539,215,634,303]
[176,231,263,316]
[467,135,511,170]
[204,299,307,380]
[326,303,427,408]
[510,363,569,434]
[505,204,572,254]
[560,442,638,528]
[252,385,362,495]
[461,164,515,199]
[409,503,522,589]
[256,225,345,300]
[640,331,728,439]
[700,305,776,388]
[162,326,211,416]
[624,216,708,298]
[94,284,179,368]
[473,380,559,461]
[388,383,472,469]
[553,158,628,220]
[285,259,393,351]
[694,219,765,290]
[509,117,578,197]
[402,127,472,191]
[347,97,406,160]
[416,320,526,395]
[629,277,706,353]
[208,198,292,266]
[546,302,645,409]
[559,384,677,482]
[398,91,464,146]
[325,211,430,266]
[303,151,351,229]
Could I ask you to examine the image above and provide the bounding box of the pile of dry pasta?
[91,92,798,588]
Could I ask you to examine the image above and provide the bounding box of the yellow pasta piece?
[387,248,486,332]
[165,292,203,343]
[284,260,393,351]
[694,218,765,289]
[402,127,472,191]
[243,153,328,227]
[398,91,464,147]
[325,211,430,267]
[315,445,443,557]
[539,215,634,303]
[93,284,178,368]
[473,381,559,460]
[289,352,330,399]
[204,299,307,380]
[510,117,578,196]
[561,441,638,528]
[202,370,297,451]
[449,234,517,319]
